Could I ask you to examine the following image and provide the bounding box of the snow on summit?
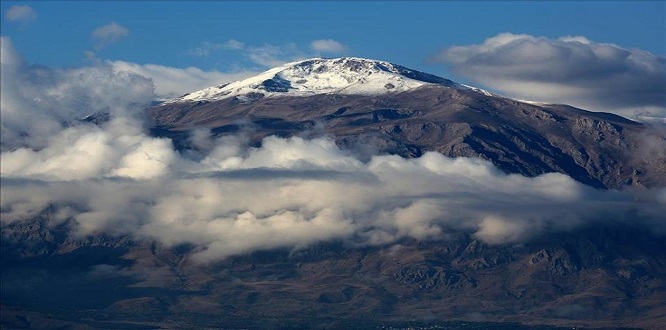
[167,57,459,103]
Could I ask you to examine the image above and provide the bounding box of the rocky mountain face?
[3,57,665,328]
[147,58,665,189]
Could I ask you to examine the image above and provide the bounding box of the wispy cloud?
[189,39,303,67]
[4,5,37,23]
[91,22,130,50]
[190,39,245,57]
[310,39,348,54]
[189,38,349,68]
[246,43,304,67]
[430,33,666,120]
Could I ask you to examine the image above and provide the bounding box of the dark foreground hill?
[2,211,665,329]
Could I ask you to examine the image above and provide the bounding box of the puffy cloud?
[1,36,259,149]
[5,5,37,22]
[0,37,154,150]
[108,60,258,99]
[91,22,130,50]
[310,39,348,54]
[430,33,666,120]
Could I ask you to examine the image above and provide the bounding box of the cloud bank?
[3,129,665,263]
[2,36,665,264]
[431,33,666,120]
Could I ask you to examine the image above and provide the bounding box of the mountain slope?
[147,58,665,189]
[3,57,665,329]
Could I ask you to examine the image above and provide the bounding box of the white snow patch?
[165,57,460,104]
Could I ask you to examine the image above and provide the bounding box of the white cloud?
[474,216,531,244]
[2,35,665,264]
[0,36,154,150]
[5,5,37,22]
[430,33,666,120]
[1,36,260,150]
[190,39,348,68]
[3,130,665,262]
[224,39,245,50]
[91,22,130,50]
[246,44,298,67]
[310,39,348,54]
[190,39,246,57]
[108,60,259,99]
[0,36,22,67]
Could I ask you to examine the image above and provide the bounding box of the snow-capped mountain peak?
[168,57,460,103]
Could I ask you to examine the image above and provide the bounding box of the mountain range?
[2,57,665,329]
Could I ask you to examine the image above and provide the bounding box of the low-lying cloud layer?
[431,33,666,120]
[2,36,665,264]
[3,125,665,262]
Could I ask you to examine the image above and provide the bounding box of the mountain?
[148,57,665,189]
[3,57,666,329]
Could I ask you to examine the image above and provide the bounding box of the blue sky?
[2,1,665,119]
[2,1,664,72]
